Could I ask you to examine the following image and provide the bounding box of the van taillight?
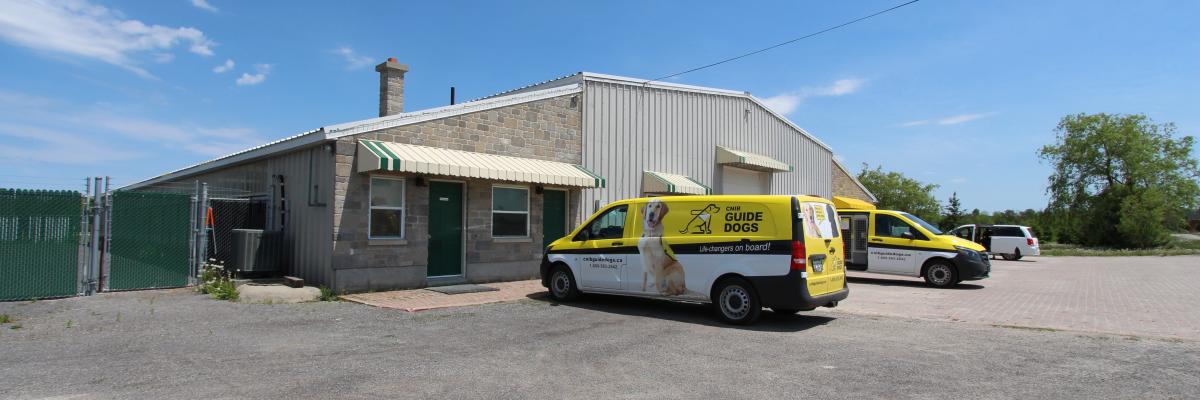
[791,240,807,271]
[1028,238,1035,246]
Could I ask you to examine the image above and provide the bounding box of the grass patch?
[9,324,22,330]
[993,324,1060,332]
[198,262,239,302]
[0,314,9,324]
[1041,239,1200,257]
[319,286,339,302]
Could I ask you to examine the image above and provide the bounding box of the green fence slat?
[107,191,192,290]
[0,189,82,301]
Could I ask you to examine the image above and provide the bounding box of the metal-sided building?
[126,59,863,293]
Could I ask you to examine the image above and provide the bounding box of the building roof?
[832,157,878,202]
[124,72,833,190]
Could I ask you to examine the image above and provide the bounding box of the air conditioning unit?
[232,229,282,274]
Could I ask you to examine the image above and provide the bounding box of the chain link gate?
[0,189,83,301]
[106,191,193,291]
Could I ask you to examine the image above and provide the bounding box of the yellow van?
[837,208,989,288]
[541,195,848,325]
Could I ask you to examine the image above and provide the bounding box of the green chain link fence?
[0,189,83,301]
[107,191,192,291]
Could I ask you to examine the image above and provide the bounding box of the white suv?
[950,224,1040,261]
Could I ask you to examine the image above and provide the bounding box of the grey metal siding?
[141,146,335,287]
[266,147,334,287]
[580,81,832,216]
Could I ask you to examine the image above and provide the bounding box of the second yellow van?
[541,195,848,325]
[837,208,990,288]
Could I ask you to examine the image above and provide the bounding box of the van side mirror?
[901,231,915,240]
[574,230,590,242]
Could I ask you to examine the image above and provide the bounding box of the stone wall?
[832,160,875,203]
[330,94,584,291]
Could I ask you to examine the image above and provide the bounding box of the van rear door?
[796,199,845,296]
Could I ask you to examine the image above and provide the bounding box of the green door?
[542,189,567,248]
[427,181,463,277]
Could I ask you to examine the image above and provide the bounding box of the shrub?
[318,286,339,302]
[199,262,239,302]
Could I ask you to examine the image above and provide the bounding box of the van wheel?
[924,261,958,288]
[713,277,761,325]
[548,265,580,302]
[771,308,801,315]
[1012,249,1022,260]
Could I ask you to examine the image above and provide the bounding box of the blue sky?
[1,0,1197,211]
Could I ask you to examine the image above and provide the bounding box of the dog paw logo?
[679,204,721,234]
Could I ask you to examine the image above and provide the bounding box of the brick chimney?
[375,58,408,117]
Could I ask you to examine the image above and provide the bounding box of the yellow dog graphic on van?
[679,203,721,234]
[639,198,687,295]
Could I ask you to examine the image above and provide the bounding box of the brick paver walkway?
[340,280,546,312]
[821,255,1200,339]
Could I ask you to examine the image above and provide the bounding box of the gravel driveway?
[1,286,1197,399]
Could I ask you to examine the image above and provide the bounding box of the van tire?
[547,265,580,302]
[923,261,958,288]
[713,277,761,325]
[771,308,801,315]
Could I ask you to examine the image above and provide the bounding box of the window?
[576,205,628,241]
[953,227,973,240]
[996,226,1025,237]
[875,214,925,240]
[899,212,942,235]
[800,202,840,239]
[369,177,405,239]
[492,186,529,237]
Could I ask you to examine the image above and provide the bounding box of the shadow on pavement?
[847,276,985,290]
[527,292,836,332]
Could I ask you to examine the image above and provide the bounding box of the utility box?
[231,229,282,274]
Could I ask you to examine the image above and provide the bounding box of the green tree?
[1038,113,1200,248]
[857,164,942,225]
[940,192,965,230]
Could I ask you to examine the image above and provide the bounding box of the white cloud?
[899,112,997,127]
[0,0,216,78]
[760,78,867,115]
[760,94,801,115]
[335,46,374,69]
[807,78,866,97]
[191,0,218,13]
[236,63,271,86]
[0,123,143,164]
[937,112,994,125]
[0,89,265,159]
[212,58,234,73]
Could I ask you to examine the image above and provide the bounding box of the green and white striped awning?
[358,140,605,188]
[715,146,793,172]
[643,170,711,195]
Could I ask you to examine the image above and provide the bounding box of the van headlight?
[955,246,981,260]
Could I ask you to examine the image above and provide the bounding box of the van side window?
[578,205,628,240]
[953,227,972,240]
[875,214,925,240]
[994,227,1022,237]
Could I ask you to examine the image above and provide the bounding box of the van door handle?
[871,238,883,242]
[611,241,623,246]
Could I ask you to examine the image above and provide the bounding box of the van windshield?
[899,212,943,235]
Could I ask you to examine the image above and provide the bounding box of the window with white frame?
[492,185,529,237]
[370,177,405,239]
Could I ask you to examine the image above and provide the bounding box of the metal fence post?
[87,177,101,295]
[196,182,210,281]
[101,177,112,291]
[78,178,90,296]
[188,181,199,285]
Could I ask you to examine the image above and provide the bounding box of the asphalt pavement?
[1,287,1196,399]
